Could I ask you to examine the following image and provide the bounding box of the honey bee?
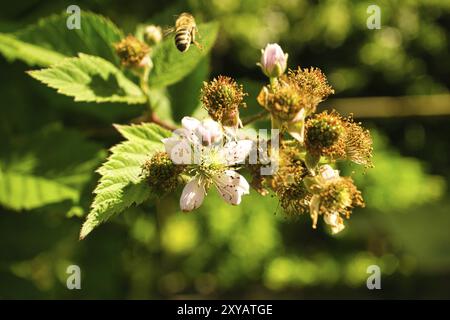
[171,12,202,53]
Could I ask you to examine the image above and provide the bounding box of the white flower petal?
[291,108,306,123]
[182,116,201,131]
[323,211,338,226]
[219,140,254,165]
[214,170,249,205]
[309,195,320,229]
[180,177,206,212]
[319,165,339,182]
[288,125,304,142]
[168,138,193,165]
[324,212,345,234]
[330,224,345,234]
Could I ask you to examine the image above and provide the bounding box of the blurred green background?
[0,0,449,299]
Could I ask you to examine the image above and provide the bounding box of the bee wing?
[163,26,175,37]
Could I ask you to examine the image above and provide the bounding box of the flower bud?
[114,35,150,68]
[144,25,163,45]
[201,76,247,127]
[258,43,288,78]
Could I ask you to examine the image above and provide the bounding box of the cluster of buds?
[257,65,334,142]
[138,41,373,236]
[252,43,372,234]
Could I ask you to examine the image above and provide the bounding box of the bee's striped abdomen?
[175,28,191,52]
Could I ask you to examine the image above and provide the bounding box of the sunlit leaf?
[148,22,219,88]
[28,54,146,104]
[0,11,124,67]
[79,123,171,239]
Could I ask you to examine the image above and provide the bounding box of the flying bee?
[168,12,202,53]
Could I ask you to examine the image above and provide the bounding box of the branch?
[242,111,269,126]
[149,112,177,131]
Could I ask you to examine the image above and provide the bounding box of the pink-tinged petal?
[180,177,206,212]
[213,171,249,205]
[259,43,288,78]
[195,119,222,146]
[219,140,254,165]
[201,119,222,144]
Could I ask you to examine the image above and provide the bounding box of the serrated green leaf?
[0,169,79,210]
[28,53,146,104]
[80,123,171,239]
[148,21,219,88]
[0,125,104,211]
[0,11,124,67]
[0,33,66,67]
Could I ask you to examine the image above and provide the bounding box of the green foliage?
[79,123,171,239]
[28,54,146,104]
[0,33,66,67]
[346,132,446,211]
[148,22,219,88]
[169,56,210,121]
[0,170,79,211]
[148,88,176,126]
[0,10,220,234]
[0,12,123,67]
[0,125,104,211]
[0,1,449,299]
